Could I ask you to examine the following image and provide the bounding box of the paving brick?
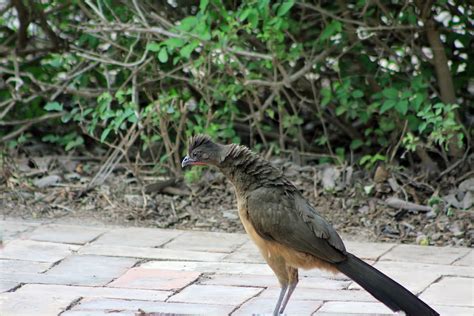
[297,276,351,290]
[45,255,137,286]
[1,220,471,315]
[379,260,474,278]
[0,259,50,274]
[432,305,474,316]
[79,244,225,261]
[349,261,441,294]
[223,241,265,263]
[260,287,377,302]
[69,297,235,314]
[300,266,355,280]
[200,273,273,287]
[163,231,248,253]
[0,280,18,293]
[63,311,134,316]
[0,290,75,316]
[316,313,392,316]
[0,239,79,262]
[420,277,473,307]
[28,224,107,244]
[234,297,322,315]
[141,261,352,281]
[0,220,40,241]
[141,260,274,275]
[380,244,469,265]
[168,284,262,305]
[453,249,473,266]
[0,271,75,285]
[316,301,395,315]
[351,260,474,294]
[344,241,395,260]
[201,274,350,290]
[109,268,200,290]
[0,283,172,315]
[92,227,182,247]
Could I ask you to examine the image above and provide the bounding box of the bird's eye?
[192,152,199,159]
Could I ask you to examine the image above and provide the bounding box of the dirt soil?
[1,153,473,247]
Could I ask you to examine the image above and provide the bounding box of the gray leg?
[273,284,288,316]
[279,268,299,314]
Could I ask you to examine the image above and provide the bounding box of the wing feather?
[246,187,347,263]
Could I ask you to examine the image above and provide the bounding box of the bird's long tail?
[335,253,439,316]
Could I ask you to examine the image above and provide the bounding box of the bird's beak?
[181,156,194,168]
[182,156,207,168]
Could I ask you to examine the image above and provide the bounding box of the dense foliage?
[0,0,472,177]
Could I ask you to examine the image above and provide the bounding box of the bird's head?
[181,135,226,168]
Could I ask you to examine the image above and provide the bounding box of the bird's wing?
[246,187,347,263]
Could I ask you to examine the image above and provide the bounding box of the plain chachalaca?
[182,135,439,316]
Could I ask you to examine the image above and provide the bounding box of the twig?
[385,197,432,212]
[310,79,334,157]
[244,48,334,86]
[0,112,65,143]
[87,120,141,190]
[389,120,408,164]
[226,47,272,60]
[74,46,149,67]
[437,146,471,180]
[296,2,366,26]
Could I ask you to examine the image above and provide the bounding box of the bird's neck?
[218,144,288,195]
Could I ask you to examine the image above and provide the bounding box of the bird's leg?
[279,267,299,314]
[273,284,288,316]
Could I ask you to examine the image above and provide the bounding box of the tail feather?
[335,253,439,316]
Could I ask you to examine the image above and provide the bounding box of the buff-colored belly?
[238,205,338,273]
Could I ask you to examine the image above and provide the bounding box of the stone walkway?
[0,220,472,316]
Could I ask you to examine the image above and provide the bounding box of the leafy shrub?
[0,0,471,175]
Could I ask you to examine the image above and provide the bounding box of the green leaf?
[100,127,112,143]
[199,0,209,11]
[396,100,408,115]
[146,42,161,52]
[380,119,395,132]
[158,48,168,63]
[335,105,347,116]
[266,108,275,119]
[320,20,342,41]
[350,139,364,150]
[65,136,84,151]
[407,10,416,25]
[380,99,396,113]
[277,1,294,16]
[180,43,197,59]
[321,88,332,107]
[42,134,59,142]
[44,102,63,112]
[352,89,364,98]
[359,111,370,123]
[407,114,421,131]
[239,8,252,21]
[163,38,185,50]
[98,92,113,109]
[382,88,398,99]
[114,108,135,130]
[194,22,211,40]
[247,9,259,29]
[177,16,198,32]
[401,90,411,99]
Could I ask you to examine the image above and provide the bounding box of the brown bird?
[182,135,439,316]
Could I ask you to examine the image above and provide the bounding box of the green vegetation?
[0,0,471,175]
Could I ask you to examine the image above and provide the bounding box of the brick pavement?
[0,219,472,315]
